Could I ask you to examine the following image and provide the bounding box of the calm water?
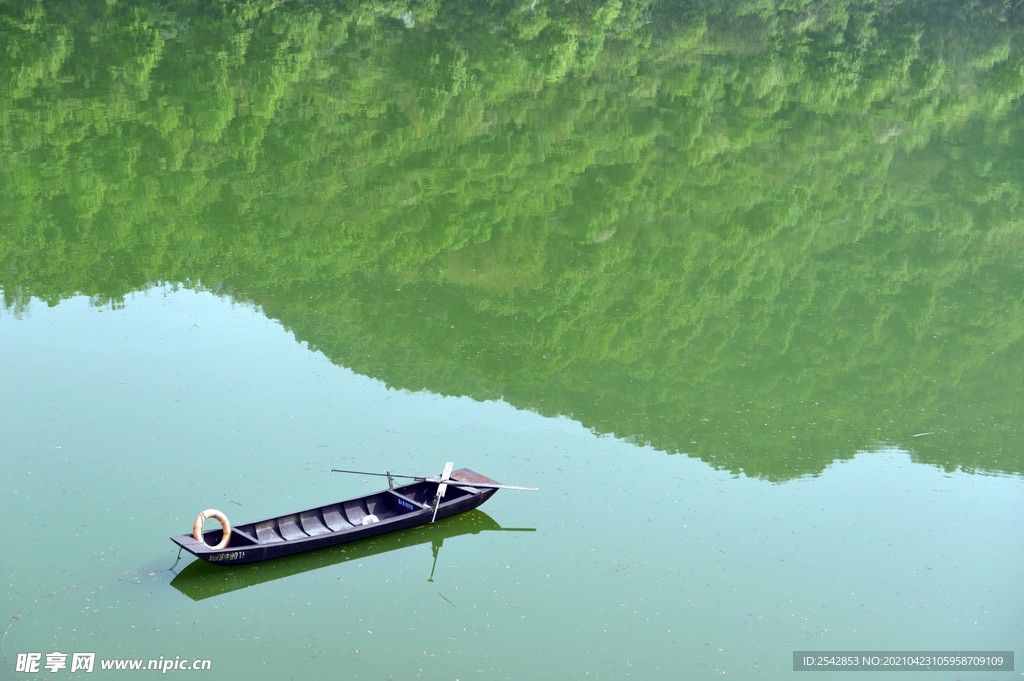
[2,0,1023,678]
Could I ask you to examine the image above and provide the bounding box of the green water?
[2,0,1022,678]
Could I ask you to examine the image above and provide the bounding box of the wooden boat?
[170,466,530,567]
[171,510,535,600]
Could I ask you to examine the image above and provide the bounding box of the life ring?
[193,509,231,549]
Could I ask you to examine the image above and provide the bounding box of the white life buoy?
[193,509,231,549]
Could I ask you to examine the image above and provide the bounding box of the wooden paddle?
[430,461,455,523]
[331,467,538,491]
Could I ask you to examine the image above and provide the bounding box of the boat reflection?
[169,509,533,600]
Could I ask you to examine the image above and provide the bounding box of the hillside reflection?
[2,0,1022,479]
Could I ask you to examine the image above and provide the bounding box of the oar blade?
[431,462,455,523]
[437,461,454,498]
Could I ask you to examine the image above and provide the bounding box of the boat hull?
[170,469,498,566]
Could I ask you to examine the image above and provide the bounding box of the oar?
[430,462,455,523]
[422,476,537,491]
[331,468,420,479]
[330,468,538,491]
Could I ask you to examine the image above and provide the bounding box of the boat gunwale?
[170,469,495,559]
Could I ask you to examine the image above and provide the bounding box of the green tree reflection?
[1,0,1022,479]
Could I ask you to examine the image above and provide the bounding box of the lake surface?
[2,0,1022,678]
